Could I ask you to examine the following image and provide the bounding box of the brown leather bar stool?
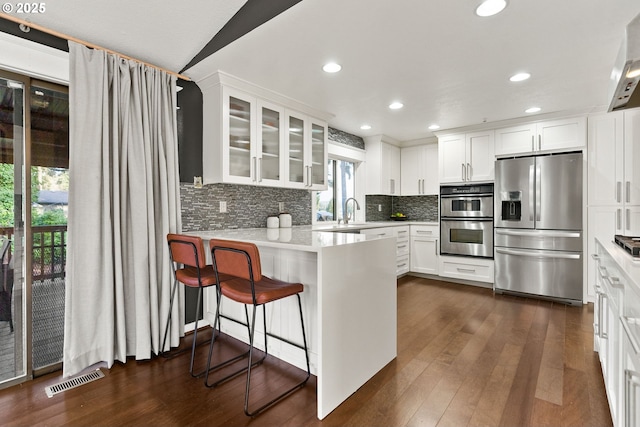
[163,233,232,377]
[205,238,311,417]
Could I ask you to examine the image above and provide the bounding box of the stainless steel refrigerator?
[494,152,583,305]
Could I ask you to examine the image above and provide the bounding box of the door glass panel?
[228,96,251,178]
[261,107,280,181]
[311,123,325,185]
[288,116,304,183]
[0,76,26,385]
[30,83,68,371]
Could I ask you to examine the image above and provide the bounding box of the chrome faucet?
[343,197,361,224]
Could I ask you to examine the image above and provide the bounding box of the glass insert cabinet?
[202,74,328,190]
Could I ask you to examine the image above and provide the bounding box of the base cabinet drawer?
[439,255,494,283]
[397,255,410,276]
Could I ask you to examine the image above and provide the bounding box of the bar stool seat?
[205,238,311,417]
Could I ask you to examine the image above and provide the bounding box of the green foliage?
[1,163,68,227]
[32,209,67,226]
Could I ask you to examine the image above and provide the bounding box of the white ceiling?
[17,0,640,142]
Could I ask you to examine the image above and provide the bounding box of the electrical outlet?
[219,201,227,213]
[279,202,285,212]
[378,204,382,212]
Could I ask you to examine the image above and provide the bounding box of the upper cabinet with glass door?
[284,110,327,190]
[201,73,329,189]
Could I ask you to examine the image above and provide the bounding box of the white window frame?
[312,142,366,224]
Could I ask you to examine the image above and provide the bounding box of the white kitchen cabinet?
[284,110,328,190]
[360,226,409,276]
[201,72,329,189]
[401,144,438,195]
[494,116,586,156]
[438,255,494,283]
[410,225,439,275]
[364,136,401,195]
[438,130,494,184]
[588,110,640,300]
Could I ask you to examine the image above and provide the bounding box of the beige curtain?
[64,41,182,377]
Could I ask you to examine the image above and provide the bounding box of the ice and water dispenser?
[500,191,522,221]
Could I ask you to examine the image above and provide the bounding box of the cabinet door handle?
[421,179,425,194]
[417,230,433,234]
[617,182,622,203]
[591,254,600,260]
[258,157,262,182]
[435,239,438,256]
[390,178,395,194]
[467,163,471,181]
[617,208,622,230]
[627,181,631,203]
[627,208,631,231]
[531,135,534,151]
[461,163,466,181]
[308,166,312,187]
[457,267,476,273]
[251,156,257,182]
[538,134,542,151]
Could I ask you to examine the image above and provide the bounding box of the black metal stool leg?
[244,294,311,417]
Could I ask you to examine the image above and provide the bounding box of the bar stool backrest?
[167,234,206,269]
[209,239,262,282]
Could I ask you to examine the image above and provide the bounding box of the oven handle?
[495,247,581,259]
[495,229,581,238]
[440,193,494,198]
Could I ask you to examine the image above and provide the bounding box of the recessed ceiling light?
[510,72,531,82]
[525,107,541,113]
[389,102,404,110]
[360,124,372,130]
[428,124,440,130]
[322,62,342,73]
[475,0,507,17]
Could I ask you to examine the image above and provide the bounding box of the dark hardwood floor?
[0,277,611,426]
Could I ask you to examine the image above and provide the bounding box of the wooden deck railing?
[0,225,67,280]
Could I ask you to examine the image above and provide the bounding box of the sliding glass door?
[0,71,28,386]
[0,70,69,388]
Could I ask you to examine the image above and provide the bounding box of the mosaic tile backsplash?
[181,183,440,231]
[181,183,312,232]
[366,194,439,222]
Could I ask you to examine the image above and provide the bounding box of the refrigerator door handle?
[529,164,535,221]
[495,247,581,260]
[535,164,541,221]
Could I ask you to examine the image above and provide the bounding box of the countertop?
[187,222,438,252]
[596,237,640,295]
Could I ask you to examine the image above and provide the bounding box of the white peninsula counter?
[187,226,398,420]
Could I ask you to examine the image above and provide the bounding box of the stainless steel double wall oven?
[440,183,494,258]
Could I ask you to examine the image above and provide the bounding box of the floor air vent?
[44,369,105,398]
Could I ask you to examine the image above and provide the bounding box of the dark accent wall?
[181,0,304,73]
[0,18,68,51]
[176,81,203,182]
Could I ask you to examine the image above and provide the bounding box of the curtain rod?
[0,12,191,81]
